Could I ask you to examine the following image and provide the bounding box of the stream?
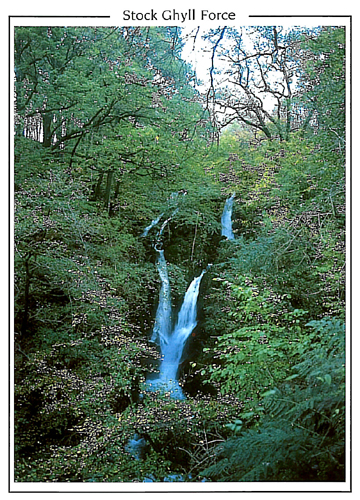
[126,193,235,474]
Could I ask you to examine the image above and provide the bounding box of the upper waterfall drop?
[141,213,164,238]
[221,193,236,240]
[140,190,187,239]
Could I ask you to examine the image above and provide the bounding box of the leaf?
[225,419,243,434]
[261,389,278,398]
[240,412,255,419]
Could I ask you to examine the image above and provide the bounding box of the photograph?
[9,10,350,493]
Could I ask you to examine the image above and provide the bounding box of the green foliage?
[198,43,346,477]
[15,26,214,187]
[299,27,345,151]
[202,276,311,410]
[201,317,345,482]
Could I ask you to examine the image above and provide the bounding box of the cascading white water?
[154,269,206,398]
[141,212,164,237]
[127,192,213,465]
[221,193,236,240]
[158,208,178,238]
[141,190,186,238]
[150,249,172,349]
[147,258,206,399]
[140,190,206,398]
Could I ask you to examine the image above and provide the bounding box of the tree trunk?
[104,170,114,213]
[93,171,104,200]
[114,180,120,200]
[21,258,31,336]
[42,113,52,147]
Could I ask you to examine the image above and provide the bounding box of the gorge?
[142,194,233,400]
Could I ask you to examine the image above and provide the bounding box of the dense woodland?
[13,25,346,483]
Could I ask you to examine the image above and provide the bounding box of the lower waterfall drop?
[147,257,207,400]
[150,248,172,349]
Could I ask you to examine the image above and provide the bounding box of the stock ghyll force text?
[122,9,236,22]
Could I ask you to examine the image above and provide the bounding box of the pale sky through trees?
[180,25,321,117]
[180,26,288,118]
[179,25,331,136]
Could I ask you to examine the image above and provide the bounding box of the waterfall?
[125,433,147,460]
[221,193,235,240]
[128,191,212,465]
[140,190,205,399]
[140,190,186,238]
[147,265,206,400]
[157,269,206,392]
[141,213,164,237]
[150,249,172,348]
[158,208,179,238]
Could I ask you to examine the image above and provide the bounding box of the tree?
[197,26,323,141]
[14,27,212,176]
[201,317,345,482]
[195,25,346,483]
[297,26,346,151]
